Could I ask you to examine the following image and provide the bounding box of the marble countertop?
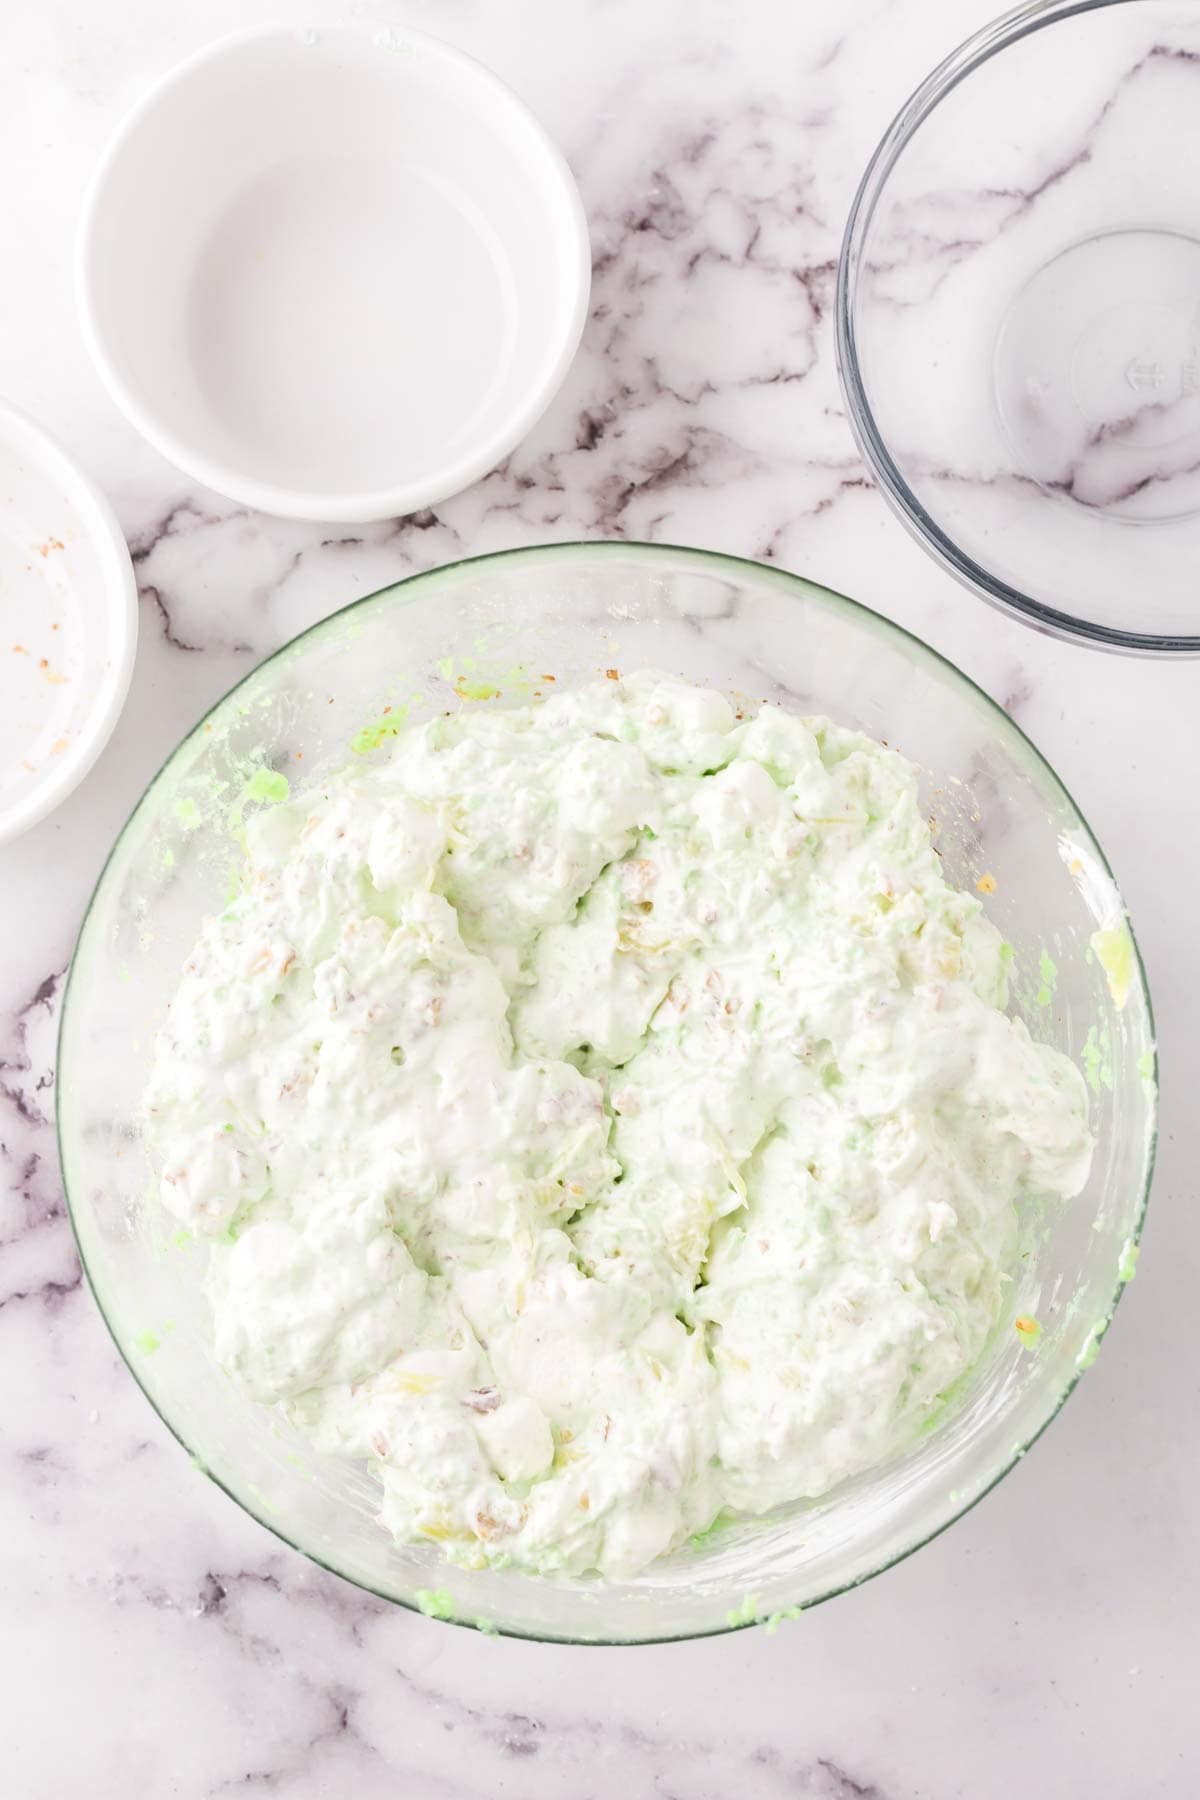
[2,1,1195,1795]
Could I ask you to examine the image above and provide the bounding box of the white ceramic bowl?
[0,400,137,843]
[76,24,591,523]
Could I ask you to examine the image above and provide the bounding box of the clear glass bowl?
[58,543,1157,1642]
[837,0,1200,654]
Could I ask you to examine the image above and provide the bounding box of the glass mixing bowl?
[837,0,1200,654]
[58,543,1156,1642]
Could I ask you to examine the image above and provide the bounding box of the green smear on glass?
[916,1362,978,1437]
[764,1606,804,1635]
[1034,950,1057,1008]
[690,1510,733,1550]
[436,654,500,700]
[134,1329,160,1355]
[174,796,202,829]
[726,1592,762,1629]
[1137,1049,1155,1085]
[1077,1319,1108,1371]
[1118,1240,1140,1283]
[1091,925,1134,1011]
[437,653,531,701]
[474,1618,499,1638]
[415,1587,455,1621]
[244,767,290,805]
[351,707,407,755]
[1082,1026,1114,1094]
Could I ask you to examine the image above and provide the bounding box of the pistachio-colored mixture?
[146,673,1092,1579]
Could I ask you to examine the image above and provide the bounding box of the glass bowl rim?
[56,538,1159,1644]
[834,0,1200,658]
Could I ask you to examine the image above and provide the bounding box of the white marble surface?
[1,2,1196,1795]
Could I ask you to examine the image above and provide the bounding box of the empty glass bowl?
[838,0,1200,653]
[58,544,1156,1641]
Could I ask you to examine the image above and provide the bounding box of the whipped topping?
[146,673,1092,1579]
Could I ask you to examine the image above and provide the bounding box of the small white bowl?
[0,400,137,844]
[76,24,591,523]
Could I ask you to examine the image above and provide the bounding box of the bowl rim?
[835,0,1200,658]
[0,397,138,842]
[74,21,592,524]
[56,539,1159,1644]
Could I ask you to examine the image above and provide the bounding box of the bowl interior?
[839,0,1200,652]
[0,402,136,842]
[58,544,1155,1642]
[80,26,587,517]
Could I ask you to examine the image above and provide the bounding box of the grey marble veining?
[0,1,1196,1796]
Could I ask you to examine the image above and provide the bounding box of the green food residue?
[1118,1240,1140,1283]
[415,1587,455,1621]
[764,1606,804,1636]
[1082,1026,1113,1094]
[134,1329,160,1355]
[437,653,531,702]
[689,1510,733,1550]
[174,796,202,829]
[1034,950,1057,1008]
[1014,1314,1041,1347]
[351,709,407,755]
[1137,1049,1155,1085]
[1077,1319,1108,1371]
[244,767,290,805]
[1091,925,1134,1011]
[474,1618,499,1638]
[437,654,500,701]
[726,1592,762,1628]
